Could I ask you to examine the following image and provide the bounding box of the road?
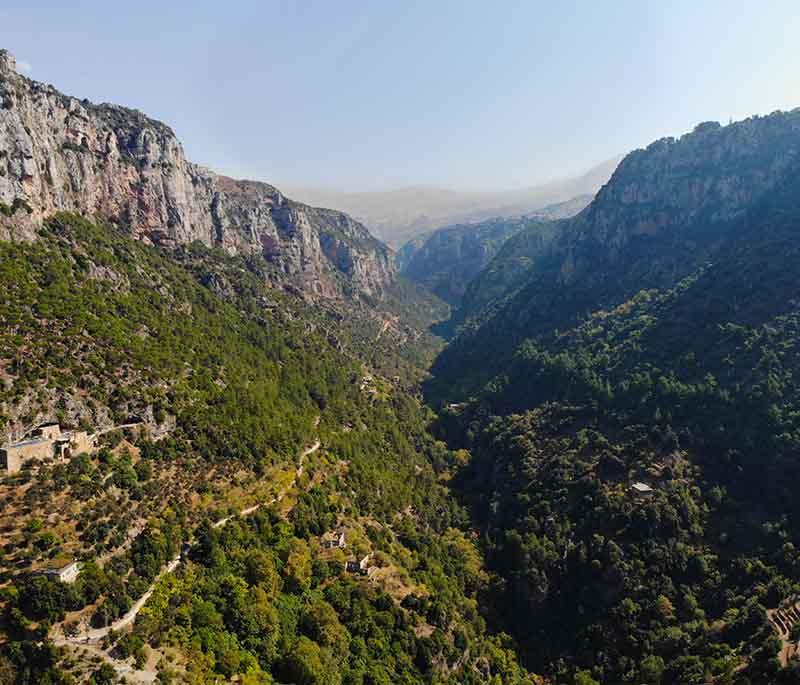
[53,437,322,650]
[54,556,181,645]
[211,439,320,528]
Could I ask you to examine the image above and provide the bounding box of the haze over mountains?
[0,49,394,301]
[5,33,800,685]
[397,194,593,306]
[283,157,620,248]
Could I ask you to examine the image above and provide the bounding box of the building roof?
[42,560,81,573]
[632,482,654,493]
[2,436,51,449]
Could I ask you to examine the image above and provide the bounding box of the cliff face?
[0,50,393,299]
[454,111,800,328]
[432,109,800,393]
[563,115,800,275]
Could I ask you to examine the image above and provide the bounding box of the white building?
[41,560,82,584]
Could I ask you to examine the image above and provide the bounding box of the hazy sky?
[2,1,799,191]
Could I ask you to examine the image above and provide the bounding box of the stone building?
[1,422,94,474]
[321,530,347,549]
[0,437,55,473]
[54,430,92,459]
[40,560,82,584]
[631,481,654,495]
[36,422,62,440]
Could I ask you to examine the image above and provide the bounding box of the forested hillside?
[399,196,591,307]
[425,112,800,684]
[0,214,532,684]
[433,110,800,397]
[3,36,800,685]
[400,217,529,305]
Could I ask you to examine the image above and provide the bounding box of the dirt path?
[210,439,319,528]
[56,556,181,645]
[374,319,392,342]
[56,437,322,636]
[297,439,320,477]
[50,435,322,681]
[94,422,144,437]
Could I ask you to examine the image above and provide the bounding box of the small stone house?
[321,530,346,550]
[41,560,82,584]
[1,422,95,473]
[631,482,654,495]
[346,554,373,576]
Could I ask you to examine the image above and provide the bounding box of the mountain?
[427,109,800,684]
[6,38,800,685]
[0,213,534,685]
[0,50,393,301]
[399,195,592,306]
[434,110,800,394]
[284,159,620,248]
[0,49,534,685]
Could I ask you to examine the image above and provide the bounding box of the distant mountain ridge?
[0,49,393,300]
[434,108,800,395]
[399,194,592,306]
[284,158,620,247]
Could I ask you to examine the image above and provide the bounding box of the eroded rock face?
[0,49,394,299]
[567,113,800,267]
[459,109,800,323]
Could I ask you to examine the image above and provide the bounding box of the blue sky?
[2,1,799,190]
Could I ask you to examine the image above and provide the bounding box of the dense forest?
[0,214,534,684]
[3,101,800,685]
[425,112,800,683]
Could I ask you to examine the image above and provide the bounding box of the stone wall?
[1,439,55,473]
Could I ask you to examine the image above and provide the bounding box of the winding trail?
[94,421,144,437]
[211,439,319,528]
[51,435,322,664]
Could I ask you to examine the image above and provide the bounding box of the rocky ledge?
[0,49,394,299]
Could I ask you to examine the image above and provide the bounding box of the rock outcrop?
[0,49,393,299]
[433,109,800,391]
[400,195,592,306]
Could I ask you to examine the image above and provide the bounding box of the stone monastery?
[0,422,94,474]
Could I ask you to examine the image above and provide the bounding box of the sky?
[2,1,799,191]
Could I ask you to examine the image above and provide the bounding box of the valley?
[1,29,800,685]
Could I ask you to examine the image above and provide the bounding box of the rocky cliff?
[460,111,800,327]
[401,194,593,306]
[433,109,800,393]
[0,49,394,299]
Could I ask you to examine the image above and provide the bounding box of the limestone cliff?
[433,108,800,393]
[456,110,800,328]
[0,49,394,299]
